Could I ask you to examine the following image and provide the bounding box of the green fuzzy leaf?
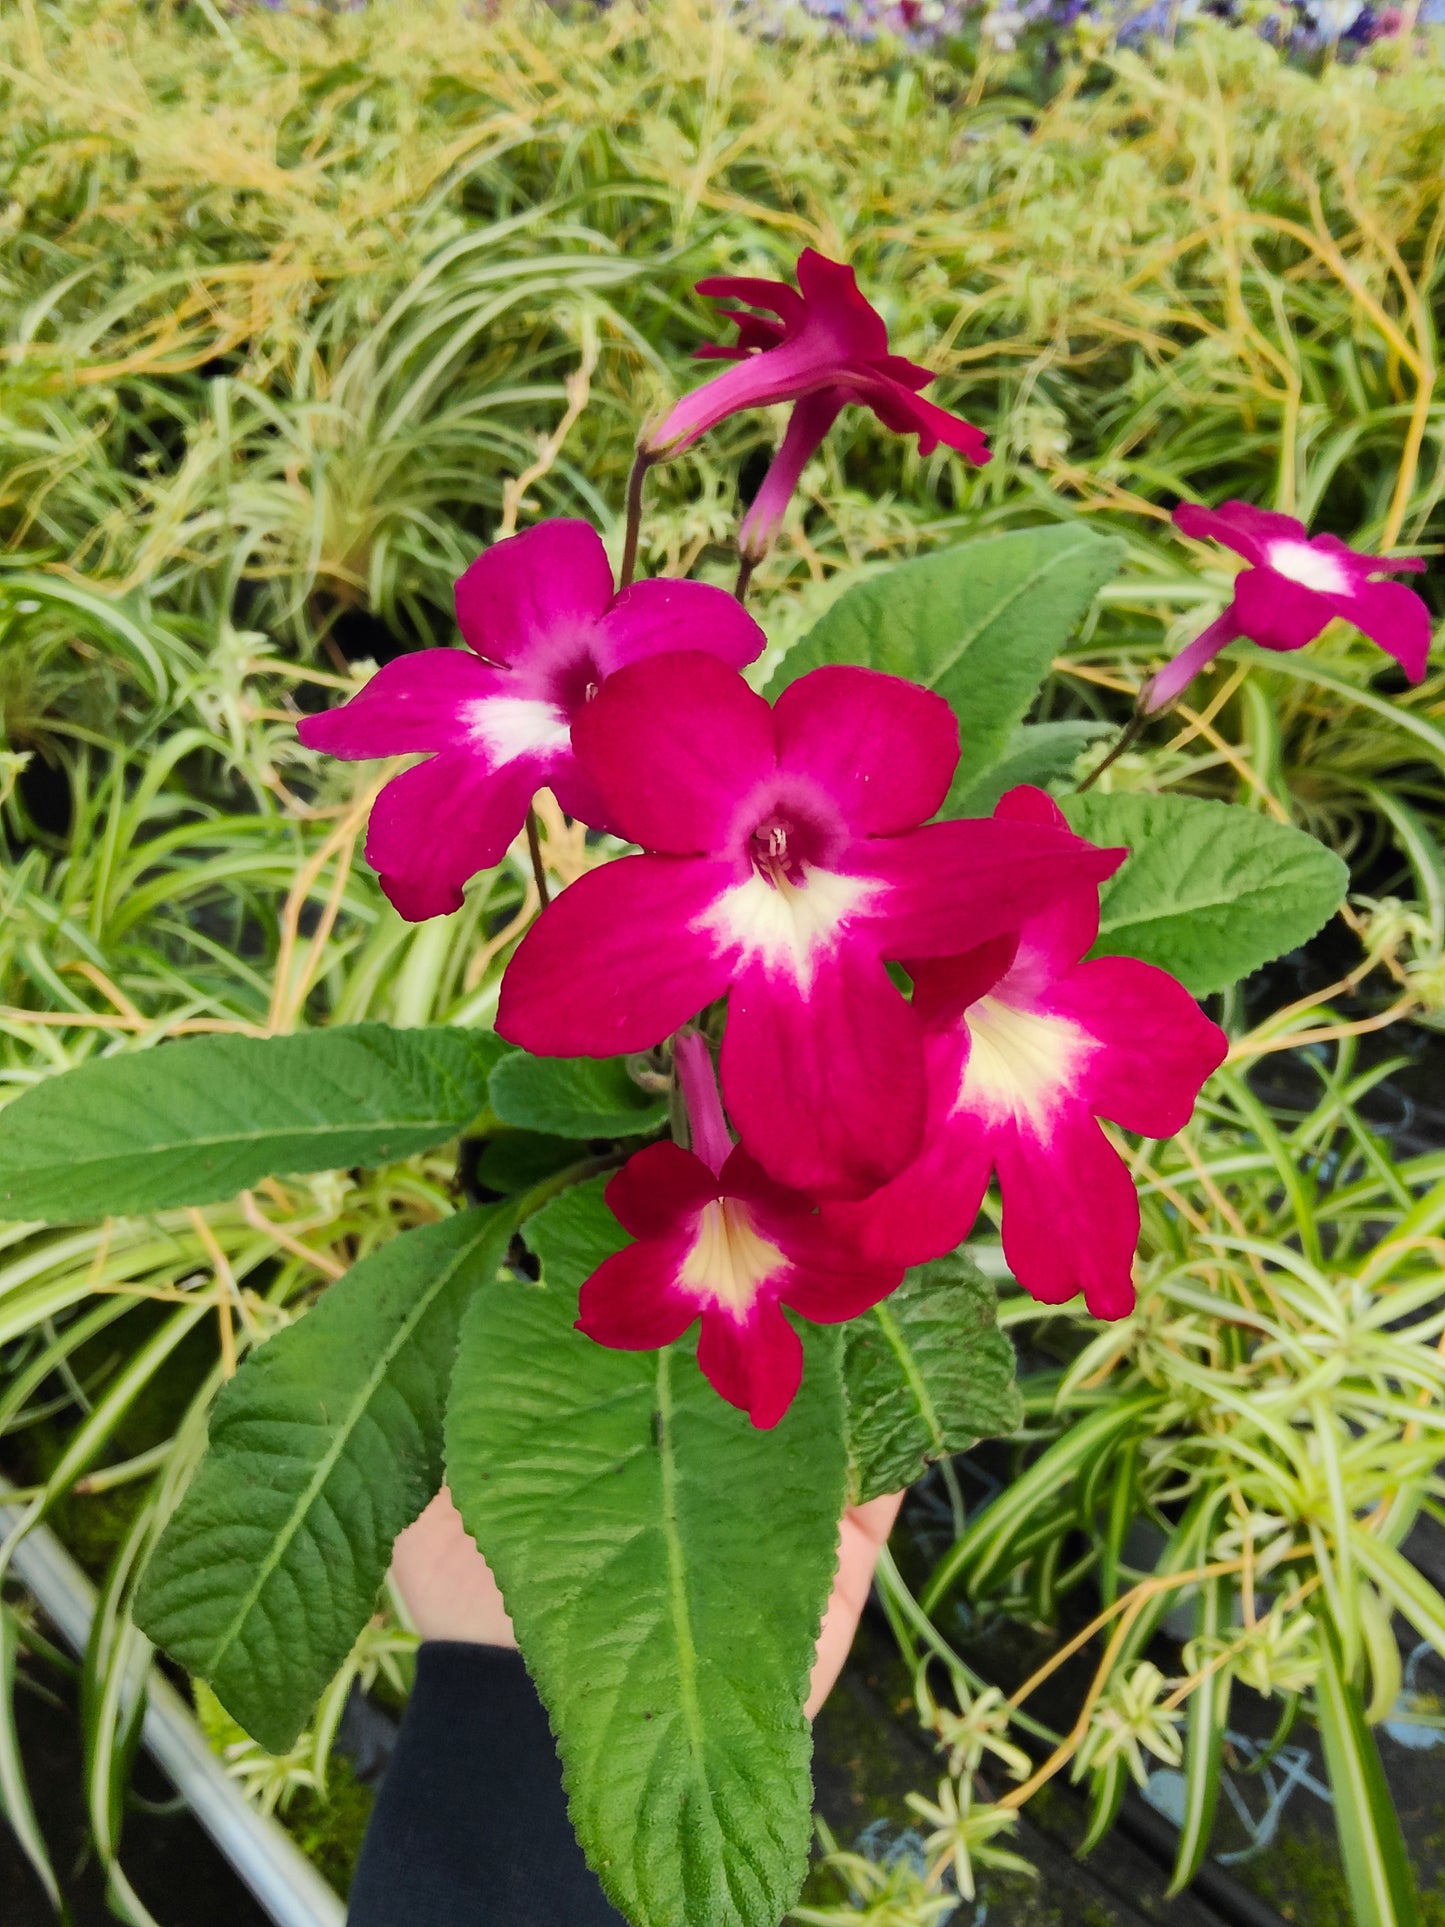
[448,1178,848,1927]
[949,719,1111,818]
[490,1050,669,1140]
[522,1170,628,1289]
[1060,791,1348,997]
[766,526,1125,807]
[136,1205,514,1753]
[0,1025,504,1223]
[475,1129,583,1196]
[843,1251,1022,1504]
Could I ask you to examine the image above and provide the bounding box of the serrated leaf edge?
[921,531,1125,694]
[143,1210,507,1683]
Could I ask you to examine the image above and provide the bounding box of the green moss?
[283,1760,376,1900]
[1237,1807,1445,1927]
[48,1480,150,1581]
[1245,1823,1353,1925]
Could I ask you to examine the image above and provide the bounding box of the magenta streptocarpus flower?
[296,519,764,920]
[826,788,1228,1320]
[577,1035,902,1429]
[496,652,1123,1201]
[643,250,991,561]
[1145,501,1432,714]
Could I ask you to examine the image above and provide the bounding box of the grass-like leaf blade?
[1315,1619,1422,1927]
[0,1607,64,1915]
[1168,1573,1230,1894]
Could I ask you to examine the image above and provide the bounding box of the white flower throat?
[679,1199,786,1314]
[957,995,1091,1126]
[467,696,571,767]
[1265,540,1351,598]
[692,813,879,986]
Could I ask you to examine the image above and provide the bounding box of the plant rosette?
[0,249,1424,1927]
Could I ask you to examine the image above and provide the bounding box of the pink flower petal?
[1231,565,1333,653]
[576,1239,699,1350]
[909,937,1018,1029]
[794,249,891,358]
[858,818,1124,960]
[995,1109,1140,1320]
[718,1143,813,1220]
[645,332,859,455]
[722,946,926,1199]
[1334,576,1434,681]
[453,520,614,670]
[991,782,1068,834]
[737,388,846,561]
[1173,500,1307,565]
[605,1141,721,1240]
[365,750,544,921]
[570,651,777,855]
[988,787,1101,978]
[697,310,788,356]
[695,1299,804,1429]
[694,274,808,329]
[1053,957,1227,1137]
[820,1037,992,1267]
[543,757,613,835]
[296,650,507,759]
[863,379,991,463]
[872,351,936,394]
[1309,531,1394,581]
[777,1252,903,1323]
[497,853,737,1056]
[774,666,959,836]
[1141,609,1242,713]
[597,578,765,676]
[653,251,988,473]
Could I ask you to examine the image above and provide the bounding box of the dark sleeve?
[348,1642,627,1927]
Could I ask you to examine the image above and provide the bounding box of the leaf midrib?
[923,536,1102,694]
[199,1213,498,1676]
[1097,872,1326,938]
[655,1347,708,1768]
[872,1300,946,1455]
[3,1112,469,1185]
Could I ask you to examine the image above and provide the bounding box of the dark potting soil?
[0,1655,273,1927]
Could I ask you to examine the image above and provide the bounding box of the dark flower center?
[550,651,605,714]
[748,808,830,887]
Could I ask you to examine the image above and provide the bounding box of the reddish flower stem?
[1075,711,1145,794]
[524,807,551,908]
[619,449,654,590]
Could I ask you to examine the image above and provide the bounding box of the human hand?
[391,1484,904,1715]
[805,1490,903,1715]
[392,1487,518,1648]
